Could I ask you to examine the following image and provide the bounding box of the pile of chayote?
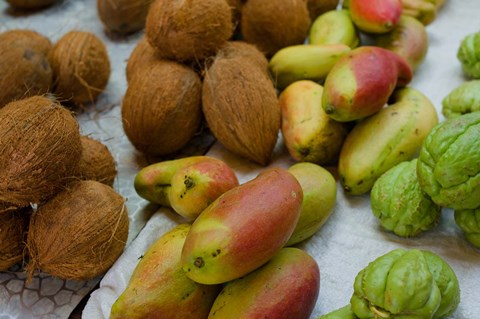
[457,31,480,79]
[318,248,460,319]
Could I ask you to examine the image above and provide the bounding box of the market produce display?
[1,0,480,318]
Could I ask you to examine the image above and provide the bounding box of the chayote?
[457,32,480,79]
[317,305,357,319]
[371,159,441,237]
[350,249,460,319]
[442,80,480,118]
[417,112,480,210]
[454,208,480,248]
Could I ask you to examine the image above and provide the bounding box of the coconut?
[122,61,202,156]
[0,29,53,108]
[202,56,280,165]
[0,96,82,208]
[214,41,270,75]
[241,0,311,56]
[307,0,339,20]
[145,0,233,62]
[126,37,165,82]
[26,180,129,281]
[48,30,111,106]
[97,0,153,35]
[226,0,243,27]
[0,209,30,271]
[6,0,58,10]
[75,136,117,187]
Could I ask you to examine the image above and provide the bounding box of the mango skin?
[110,224,221,319]
[322,46,412,122]
[338,87,438,195]
[401,0,437,25]
[374,15,429,71]
[208,247,320,319]
[269,44,351,90]
[286,162,337,246]
[181,168,303,285]
[309,9,360,49]
[134,156,211,205]
[350,0,402,34]
[169,159,239,220]
[280,80,349,165]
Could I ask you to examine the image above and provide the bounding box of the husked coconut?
[97,0,153,35]
[126,37,165,82]
[75,136,117,186]
[6,0,58,10]
[0,209,30,271]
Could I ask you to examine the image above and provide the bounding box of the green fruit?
[208,247,320,319]
[110,224,220,319]
[371,159,441,237]
[417,112,480,209]
[454,208,480,248]
[317,305,357,319]
[286,162,337,245]
[309,9,359,48]
[457,31,480,79]
[442,80,480,118]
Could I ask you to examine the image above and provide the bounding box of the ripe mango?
[338,87,438,195]
[181,168,303,285]
[322,46,412,122]
[208,247,320,319]
[286,162,337,246]
[280,80,349,165]
[110,224,221,319]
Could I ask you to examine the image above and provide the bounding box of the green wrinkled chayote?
[442,80,480,118]
[371,159,441,237]
[417,112,480,210]
[350,249,460,319]
[454,208,480,248]
[317,305,357,319]
[457,32,480,78]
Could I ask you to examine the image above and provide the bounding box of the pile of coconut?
[0,21,134,281]
[121,0,336,166]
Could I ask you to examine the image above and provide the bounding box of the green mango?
[110,224,220,319]
[309,9,359,48]
[208,247,320,319]
[181,168,303,285]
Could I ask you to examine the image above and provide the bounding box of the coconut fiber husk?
[48,30,110,106]
[241,0,311,56]
[0,96,82,208]
[122,60,202,157]
[307,0,339,20]
[202,56,280,166]
[6,0,58,10]
[0,208,30,271]
[0,29,53,108]
[75,136,117,187]
[27,180,129,281]
[97,0,153,35]
[126,36,165,82]
[145,0,233,62]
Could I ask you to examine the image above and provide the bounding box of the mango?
[401,0,437,25]
[110,224,221,319]
[338,87,438,195]
[309,9,360,49]
[269,44,351,90]
[208,247,320,319]
[350,0,402,34]
[181,168,303,285]
[280,80,349,165]
[169,159,239,220]
[374,15,429,71]
[134,156,238,220]
[322,46,412,122]
[286,162,337,246]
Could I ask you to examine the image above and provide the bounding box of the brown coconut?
[307,0,339,20]
[0,209,30,271]
[6,0,58,10]
[97,0,153,35]
[48,30,111,106]
[202,56,280,166]
[214,41,270,75]
[0,96,82,208]
[126,37,165,82]
[145,0,234,62]
[27,180,129,281]
[241,0,311,56]
[75,136,117,187]
[0,29,53,108]
[122,61,202,156]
